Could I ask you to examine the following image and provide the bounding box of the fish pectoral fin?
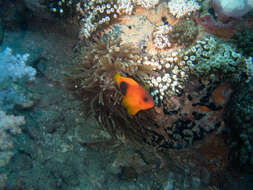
[127,106,139,115]
[122,97,140,115]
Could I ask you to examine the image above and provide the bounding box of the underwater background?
[0,0,253,189]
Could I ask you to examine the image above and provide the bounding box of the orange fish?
[114,73,155,115]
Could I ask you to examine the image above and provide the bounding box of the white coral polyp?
[117,0,159,15]
[117,0,134,15]
[168,0,201,18]
[153,25,173,49]
[134,0,159,8]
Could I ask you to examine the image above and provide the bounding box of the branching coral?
[65,35,156,142]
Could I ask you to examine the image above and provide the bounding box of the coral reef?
[65,1,253,150]
[144,78,232,149]
[133,0,159,9]
[65,35,236,149]
[3,0,253,188]
[115,0,160,15]
[181,36,252,82]
[76,0,160,39]
[168,0,201,18]
[152,19,198,49]
[152,20,198,49]
[144,50,189,100]
[168,19,198,47]
[60,1,253,186]
[77,0,119,38]
[152,24,173,49]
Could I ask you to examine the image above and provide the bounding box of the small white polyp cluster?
[142,55,162,70]
[117,0,134,15]
[133,0,160,8]
[182,36,253,83]
[168,0,201,18]
[117,0,159,15]
[142,51,188,102]
[152,25,173,49]
[77,0,119,38]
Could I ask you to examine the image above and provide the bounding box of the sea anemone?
[65,35,156,143]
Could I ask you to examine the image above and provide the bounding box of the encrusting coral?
[168,19,199,47]
[181,36,253,82]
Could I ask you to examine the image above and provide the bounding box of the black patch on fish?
[120,81,128,95]
[143,96,149,102]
